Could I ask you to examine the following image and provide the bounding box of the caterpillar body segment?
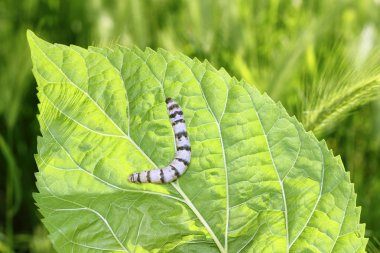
[128,98,191,183]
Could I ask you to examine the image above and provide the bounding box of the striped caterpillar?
[128,98,191,183]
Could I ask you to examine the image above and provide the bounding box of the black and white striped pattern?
[128,98,191,183]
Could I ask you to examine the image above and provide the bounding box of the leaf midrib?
[129,50,226,252]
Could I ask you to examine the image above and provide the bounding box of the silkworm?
[128,97,191,183]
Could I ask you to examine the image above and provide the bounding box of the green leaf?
[28,30,367,252]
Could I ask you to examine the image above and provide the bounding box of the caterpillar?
[128,98,191,183]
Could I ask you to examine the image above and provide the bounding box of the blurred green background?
[1,0,380,252]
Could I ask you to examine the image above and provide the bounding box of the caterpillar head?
[128,174,136,183]
[165,97,173,104]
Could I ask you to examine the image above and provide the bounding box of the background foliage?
[0,0,379,252]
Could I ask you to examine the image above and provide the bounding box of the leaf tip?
[26,30,52,53]
[26,29,34,38]
[26,29,37,46]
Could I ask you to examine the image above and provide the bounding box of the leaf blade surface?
[28,31,367,253]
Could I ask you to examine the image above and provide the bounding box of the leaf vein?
[247,93,290,251]
[288,143,325,249]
